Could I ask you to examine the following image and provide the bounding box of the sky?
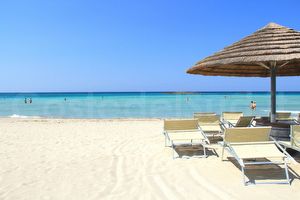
[0,0,300,92]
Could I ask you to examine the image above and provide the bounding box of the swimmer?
[24,98,27,104]
[250,101,256,111]
[29,98,32,104]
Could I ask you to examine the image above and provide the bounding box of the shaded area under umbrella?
[187,22,300,122]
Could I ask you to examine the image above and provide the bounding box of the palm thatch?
[187,22,300,77]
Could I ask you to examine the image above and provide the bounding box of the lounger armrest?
[270,137,296,163]
[224,143,245,167]
[219,122,227,130]
[221,120,233,128]
[293,119,300,125]
[197,126,211,145]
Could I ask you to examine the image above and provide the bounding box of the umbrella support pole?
[270,65,277,123]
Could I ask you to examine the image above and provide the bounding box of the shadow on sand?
[174,144,218,158]
[223,156,300,184]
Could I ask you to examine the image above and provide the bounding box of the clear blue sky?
[0,0,299,92]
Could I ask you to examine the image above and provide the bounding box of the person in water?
[29,98,32,104]
[24,98,27,104]
[250,101,256,111]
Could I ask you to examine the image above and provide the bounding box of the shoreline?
[0,117,164,121]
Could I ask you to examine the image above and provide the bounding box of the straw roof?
[187,23,300,77]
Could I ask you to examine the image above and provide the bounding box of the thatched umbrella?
[187,22,300,122]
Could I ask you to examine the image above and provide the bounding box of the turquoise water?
[0,92,300,118]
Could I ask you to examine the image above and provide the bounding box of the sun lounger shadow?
[292,152,300,163]
[227,157,299,184]
[284,149,300,163]
[207,136,223,143]
[174,145,218,158]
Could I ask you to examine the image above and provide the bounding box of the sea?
[0,92,299,119]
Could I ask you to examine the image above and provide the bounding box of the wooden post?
[270,65,277,123]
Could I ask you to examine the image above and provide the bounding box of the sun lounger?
[275,112,294,121]
[279,125,300,152]
[164,119,209,159]
[193,112,216,118]
[227,116,255,128]
[222,112,243,126]
[221,127,292,185]
[194,115,224,138]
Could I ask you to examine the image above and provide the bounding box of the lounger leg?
[172,141,177,159]
[284,158,290,184]
[241,166,247,186]
[203,144,207,158]
[213,148,218,157]
[165,134,168,147]
[165,133,171,147]
[221,146,225,161]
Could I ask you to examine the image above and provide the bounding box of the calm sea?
[0,92,299,118]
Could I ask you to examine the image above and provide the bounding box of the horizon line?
[1,91,300,94]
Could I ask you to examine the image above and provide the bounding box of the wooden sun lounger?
[220,127,292,185]
[222,112,243,126]
[279,125,300,152]
[164,119,209,159]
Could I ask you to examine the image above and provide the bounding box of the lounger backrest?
[195,115,220,125]
[291,125,300,148]
[224,127,271,143]
[222,112,243,121]
[194,112,216,118]
[276,112,291,119]
[164,119,199,131]
[235,116,254,127]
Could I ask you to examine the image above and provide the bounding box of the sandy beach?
[0,118,300,200]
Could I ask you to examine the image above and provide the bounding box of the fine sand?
[0,118,300,200]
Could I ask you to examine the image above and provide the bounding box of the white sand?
[0,118,300,200]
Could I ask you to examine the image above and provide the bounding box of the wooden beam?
[257,62,270,70]
[278,61,290,69]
